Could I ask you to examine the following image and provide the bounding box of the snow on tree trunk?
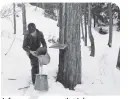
[13,3,16,34]
[84,3,87,46]
[22,3,27,35]
[88,3,95,57]
[108,3,113,47]
[57,3,81,90]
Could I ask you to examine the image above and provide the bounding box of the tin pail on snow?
[34,74,48,91]
[34,57,49,91]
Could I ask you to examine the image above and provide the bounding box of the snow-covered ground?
[1,4,120,96]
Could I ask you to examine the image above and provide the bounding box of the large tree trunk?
[22,3,27,35]
[84,3,87,46]
[13,3,16,34]
[116,49,120,70]
[57,3,81,90]
[108,3,113,47]
[88,3,95,57]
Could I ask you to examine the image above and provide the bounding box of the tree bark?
[88,3,95,57]
[108,3,113,47]
[57,4,60,27]
[80,15,84,41]
[84,3,87,46]
[116,49,120,70]
[22,3,27,35]
[13,3,16,34]
[93,13,97,28]
[57,3,81,90]
[80,4,84,41]
[93,14,95,28]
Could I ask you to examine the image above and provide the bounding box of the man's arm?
[40,32,47,48]
[22,35,30,54]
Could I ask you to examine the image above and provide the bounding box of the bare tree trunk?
[80,15,84,41]
[80,4,84,41]
[58,3,64,44]
[93,14,95,28]
[116,49,120,70]
[84,3,87,46]
[56,3,66,84]
[13,3,16,34]
[57,3,81,90]
[22,3,27,35]
[57,9,59,27]
[93,14,97,28]
[56,4,60,27]
[108,3,113,47]
[88,3,95,57]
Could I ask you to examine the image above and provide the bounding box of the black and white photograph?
[1,2,120,96]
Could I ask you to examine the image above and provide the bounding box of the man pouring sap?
[22,23,49,85]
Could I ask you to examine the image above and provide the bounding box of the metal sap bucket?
[34,53,50,91]
[34,74,48,91]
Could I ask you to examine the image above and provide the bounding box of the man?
[23,23,47,84]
